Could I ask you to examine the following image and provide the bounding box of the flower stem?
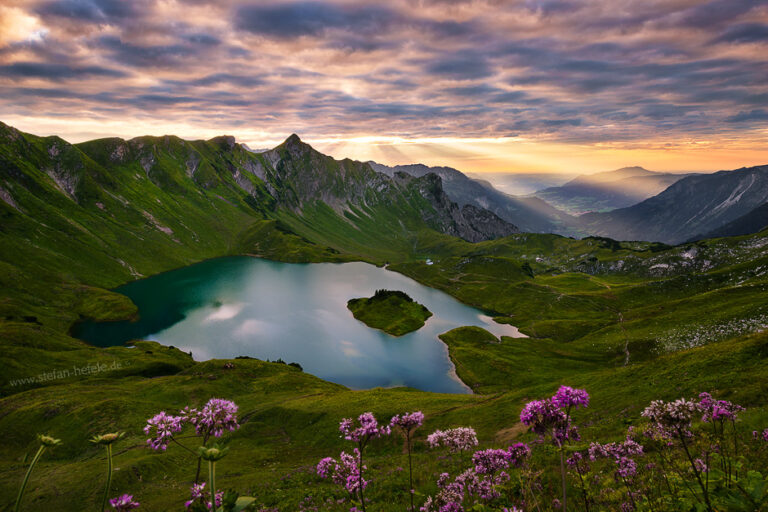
[100,444,113,512]
[407,431,414,512]
[14,445,46,512]
[170,437,198,457]
[208,460,217,512]
[358,441,367,512]
[575,458,590,512]
[677,427,712,512]
[196,431,212,483]
[557,441,567,511]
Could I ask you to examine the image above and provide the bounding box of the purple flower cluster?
[184,482,223,510]
[462,467,509,501]
[143,411,183,451]
[390,411,425,431]
[520,399,566,436]
[472,449,510,475]
[422,442,531,510]
[520,386,588,444]
[641,398,698,438]
[589,434,645,479]
[144,398,240,452]
[183,398,240,438]
[470,443,531,476]
[616,457,638,479]
[421,472,464,512]
[109,494,140,511]
[426,427,478,452]
[423,464,514,510]
[552,385,590,409]
[566,451,583,467]
[506,442,531,468]
[339,412,391,444]
[316,449,367,495]
[697,392,744,423]
[589,437,644,461]
[753,428,768,441]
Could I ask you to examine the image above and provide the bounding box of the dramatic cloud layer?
[1,0,767,172]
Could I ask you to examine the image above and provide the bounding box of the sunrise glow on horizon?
[1,0,767,174]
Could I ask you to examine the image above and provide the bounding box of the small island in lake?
[347,289,433,336]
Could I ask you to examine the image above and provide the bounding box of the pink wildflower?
[183,398,239,437]
[109,494,140,511]
[339,412,390,444]
[426,427,478,452]
[143,411,183,451]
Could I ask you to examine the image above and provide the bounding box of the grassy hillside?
[0,122,512,391]
[1,123,768,510]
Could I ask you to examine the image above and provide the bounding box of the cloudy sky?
[1,0,767,173]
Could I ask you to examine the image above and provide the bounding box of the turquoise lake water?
[74,257,524,393]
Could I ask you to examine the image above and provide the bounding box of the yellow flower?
[38,434,61,447]
[90,432,125,445]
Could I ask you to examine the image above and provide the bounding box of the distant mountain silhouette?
[579,165,768,244]
[534,166,693,215]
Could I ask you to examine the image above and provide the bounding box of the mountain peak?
[209,135,236,149]
[279,133,312,152]
[615,166,651,173]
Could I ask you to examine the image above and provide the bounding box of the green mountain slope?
[1,122,768,510]
[0,122,516,330]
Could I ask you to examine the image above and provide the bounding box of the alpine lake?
[74,257,524,393]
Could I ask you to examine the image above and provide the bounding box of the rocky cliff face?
[392,171,518,242]
[369,160,576,234]
[261,136,518,242]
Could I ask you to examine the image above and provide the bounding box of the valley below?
[1,122,767,511]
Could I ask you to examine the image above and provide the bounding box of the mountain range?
[368,162,576,234]
[3,119,768,272]
[579,165,768,244]
[694,202,768,241]
[533,166,693,215]
[0,122,520,285]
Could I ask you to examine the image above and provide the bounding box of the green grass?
[347,290,433,336]
[2,122,768,510]
[1,329,766,511]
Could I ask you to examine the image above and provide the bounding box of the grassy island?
[347,289,433,336]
